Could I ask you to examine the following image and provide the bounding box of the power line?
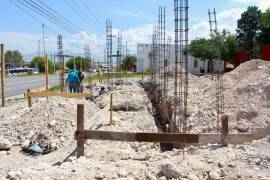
[9,0,58,35]
[72,0,104,30]
[36,0,82,32]
[71,0,104,33]
[81,0,104,28]
[26,0,79,33]
[63,0,104,34]
[15,0,77,34]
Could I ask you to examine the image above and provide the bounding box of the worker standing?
[77,70,84,93]
[66,69,80,93]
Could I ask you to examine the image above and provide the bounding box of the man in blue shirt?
[66,69,80,93]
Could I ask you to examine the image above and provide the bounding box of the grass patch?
[83,72,147,83]
[49,85,60,92]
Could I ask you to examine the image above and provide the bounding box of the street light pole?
[42,24,46,58]
[38,40,40,57]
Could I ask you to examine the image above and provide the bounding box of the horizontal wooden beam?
[75,130,270,145]
[198,133,254,145]
[75,130,199,143]
[28,91,91,98]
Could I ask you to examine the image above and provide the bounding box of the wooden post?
[142,70,144,80]
[1,44,5,107]
[221,115,228,147]
[27,89,32,108]
[110,93,113,125]
[77,104,84,158]
[45,54,49,92]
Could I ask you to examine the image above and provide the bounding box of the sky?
[0,0,269,61]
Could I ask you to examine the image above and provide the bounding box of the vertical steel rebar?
[57,35,65,92]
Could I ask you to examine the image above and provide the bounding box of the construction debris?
[155,59,270,133]
[0,137,12,151]
[0,60,269,179]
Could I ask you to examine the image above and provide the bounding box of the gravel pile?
[0,97,98,152]
[163,59,270,133]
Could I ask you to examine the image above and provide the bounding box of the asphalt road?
[1,74,59,97]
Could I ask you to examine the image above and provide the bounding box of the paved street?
[1,74,59,97]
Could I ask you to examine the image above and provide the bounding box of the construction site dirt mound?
[0,76,269,179]
[160,59,270,133]
[0,97,98,153]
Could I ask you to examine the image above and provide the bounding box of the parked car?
[89,69,96,73]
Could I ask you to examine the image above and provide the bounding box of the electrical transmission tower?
[173,0,189,133]
[57,35,65,92]
[208,8,225,132]
[84,45,91,70]
[106,19,113,89]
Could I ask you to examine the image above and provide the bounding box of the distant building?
[137,44,224,74]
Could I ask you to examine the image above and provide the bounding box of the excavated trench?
[140,80,174,151]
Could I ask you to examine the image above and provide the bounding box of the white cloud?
[231,0,270,11]
[190,8,246,39]
[0,32,40,54]
[190,0,270,40]
[0,31,104,59]
[190,21,210,39]
[67,31,103,50]
[122,24,154,45]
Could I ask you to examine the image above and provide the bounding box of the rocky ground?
[0,60,269,179]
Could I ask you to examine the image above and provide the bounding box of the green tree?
[189,38,216,61]
[4,50,23,64]
[121,55,137,71]
[30,56,54,73]
[236,6,261,58]
[217,30,240,63]
[66,56,89,71]
[261,8,270,28]
[258,8,270,45]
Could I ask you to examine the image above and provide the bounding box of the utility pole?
[125,41,128,58]
[42,24,46,58]
[38,39,41,57]
[53,54,56,73]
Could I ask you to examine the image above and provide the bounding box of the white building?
[137,44,224,75]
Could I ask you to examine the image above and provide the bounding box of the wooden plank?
[76,130,199,143]
[77,104,84,158]
[199,133,255,145]
[28,91,91,98]
[78,131,264,145]
[228,134,253,144]
[199,133,221,145]
[222,115,228,146]
[1,44,5,107]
